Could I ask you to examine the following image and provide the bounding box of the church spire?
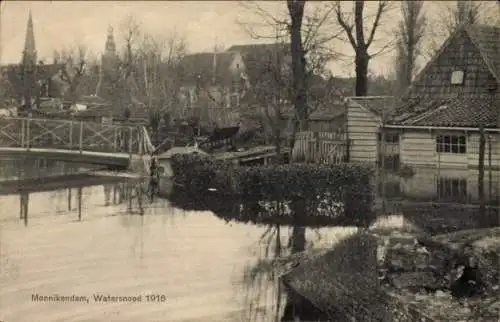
[105,26,116,54]
[22,10,37,65]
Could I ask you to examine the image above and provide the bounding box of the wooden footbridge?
[0,117,155,168]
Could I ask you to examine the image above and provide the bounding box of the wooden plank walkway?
[213,146,291,164]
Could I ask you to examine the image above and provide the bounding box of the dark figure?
[451,262,484,299]
[149,157,160,200]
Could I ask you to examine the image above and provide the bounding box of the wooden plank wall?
[291,131,347,164]
[399,130,500,170]
[400,131,436,167]
[347,103,379,163]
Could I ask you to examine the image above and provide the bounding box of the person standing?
[149,156,159,199]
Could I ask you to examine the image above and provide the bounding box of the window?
[451,70,465,85]
[437,177,467,202]
[436,134,466,154]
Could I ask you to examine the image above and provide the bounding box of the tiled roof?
[466,25,500,83]
[402,24,500,100]
[347,96,397,119]
[389,97,498,127]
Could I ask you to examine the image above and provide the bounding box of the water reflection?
[0,157,103,181]
[1,173,358,321]
[3,157,497,321]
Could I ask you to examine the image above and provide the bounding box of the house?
[346,24,500,203]
[177,51,246,126]
[226,43,291,104]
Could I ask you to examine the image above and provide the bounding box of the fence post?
[79,121,84,154]
[128,127,133,158]
[138,127,143,155]
[26,118,31,151]
[21,119,25,148]
[113,127,118,152]
[69,121,73,149]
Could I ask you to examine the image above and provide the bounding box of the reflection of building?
[347,24,500,203]
[0,12,64,108]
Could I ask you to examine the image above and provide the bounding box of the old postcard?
[0,1,499,321]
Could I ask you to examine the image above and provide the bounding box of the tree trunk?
[288,1,309,131]
[478,125,486,218]
[355,51,369,96]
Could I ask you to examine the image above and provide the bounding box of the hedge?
[169,153,236,196]
[169,154,376,227]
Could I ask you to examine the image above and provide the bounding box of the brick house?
[347,24,500,203]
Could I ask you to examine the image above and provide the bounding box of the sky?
[1,1,497,77]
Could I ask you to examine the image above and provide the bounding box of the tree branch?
[334,1,357,49]
[366,1,389,47]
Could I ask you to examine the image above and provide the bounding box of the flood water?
[0,157,357,322]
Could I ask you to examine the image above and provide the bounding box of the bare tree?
[334,0,392,96]
[395,0,426,95]
[426,1,497,57]
[238,1,339,138]
[116,15,188,117]
[56,45,88,105]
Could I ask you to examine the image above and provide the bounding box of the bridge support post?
[113,128,118,152]
[128,127,133,160]
[79,121,83,154]
[69,121,73,150]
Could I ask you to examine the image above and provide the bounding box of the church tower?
[95,26,119,101]
[21,11,37,108]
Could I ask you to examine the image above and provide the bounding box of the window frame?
[450,70,465,85]
[436,133,467,154]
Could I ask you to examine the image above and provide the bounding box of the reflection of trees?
[170,187,332,321]
[243,224,285,322]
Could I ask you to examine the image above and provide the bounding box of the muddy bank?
[278,227,500,321]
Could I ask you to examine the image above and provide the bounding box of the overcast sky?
[1,1,497,77]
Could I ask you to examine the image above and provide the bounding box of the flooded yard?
[1,157,498,321]
[0,157,356,322]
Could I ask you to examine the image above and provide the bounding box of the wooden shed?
[346,96,396,163]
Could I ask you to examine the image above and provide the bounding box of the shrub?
[170,154,375,227]
[169,153,236,196]
[237,163,374,226]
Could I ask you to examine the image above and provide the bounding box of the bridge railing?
[0,117,149,156]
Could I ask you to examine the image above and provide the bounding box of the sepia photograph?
[0,0,499,321]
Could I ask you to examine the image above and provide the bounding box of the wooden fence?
[292,131,349,164]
